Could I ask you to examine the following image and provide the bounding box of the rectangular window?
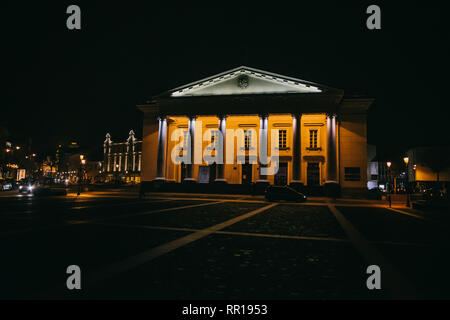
[182,130,189,150]
[278,130,287,149]
[309,129,318,149]
[244,130,252,150]
[208,130,218,150]
[345,167,361,181]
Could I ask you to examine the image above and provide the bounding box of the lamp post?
[403,156,410,207]
[77,155,85,196]
[387,161,392,208]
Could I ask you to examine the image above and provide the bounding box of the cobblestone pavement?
[1,190,449,299]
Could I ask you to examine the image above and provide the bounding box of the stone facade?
[138,66,373,192]
[103,130,142,183]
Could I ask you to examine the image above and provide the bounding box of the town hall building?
[138,66,373,194]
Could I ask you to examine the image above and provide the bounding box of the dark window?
[309,130,318,149]
[244,130,252,150]
[279,130,287,149]
[182,130,189,150]
[208,130,218,150]
[345,167,361,181]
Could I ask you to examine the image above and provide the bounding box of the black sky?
[4,1,450,160]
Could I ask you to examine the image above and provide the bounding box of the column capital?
[258,113,269,119]
[326,112,337,119]
[157,114,167,121]
[217,114,228,119]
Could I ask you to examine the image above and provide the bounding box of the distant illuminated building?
[406,146,450,191]
[138,66,374,194]
[103,130,142,183]
[55,141,81,175]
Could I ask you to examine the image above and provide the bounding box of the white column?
[256,114,269,183]
[215,115,227,183]
[155,116,167,180]
[292,114,302,183]
[326,113,337,182]
[184,116,196,182]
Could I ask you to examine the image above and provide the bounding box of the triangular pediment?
[160,66,337,98]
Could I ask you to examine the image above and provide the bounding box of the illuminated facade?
[103,130,142,182]
[138,66,373,192]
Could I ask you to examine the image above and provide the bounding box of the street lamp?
[386,161,392,208]
[77,155,85,196]
[403,156,410,207]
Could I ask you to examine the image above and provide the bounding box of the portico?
[138,66,373,192]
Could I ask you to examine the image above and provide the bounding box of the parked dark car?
[265,185,307,202]
[368,187,383,200]
[422,187,447,201]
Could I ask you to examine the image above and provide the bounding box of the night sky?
[4,1,449,160]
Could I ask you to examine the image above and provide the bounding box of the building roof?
[138,66,373,117]
[154,66,343,99]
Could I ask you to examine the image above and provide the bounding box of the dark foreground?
[1,190,449,299]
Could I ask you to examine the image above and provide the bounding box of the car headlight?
[28,185,33,191]
[19,186,23,190]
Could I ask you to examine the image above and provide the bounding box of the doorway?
[180,162,186,182]
[307,162,320,186]
[241,164,252,184]
[209,163,217,183]
[274,162,288,185]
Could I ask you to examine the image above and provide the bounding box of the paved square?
[1,190,449,299]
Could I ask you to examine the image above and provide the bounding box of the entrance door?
[274,162,288,186]
[307,162,320,186]
[209,163,217,183]
[241,164,252,184]
[198,166,210,183]
[180,162,186,182]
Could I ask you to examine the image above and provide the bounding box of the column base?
[182,178,197,184]
[213,178,228,184]
[255,179,270,184]
[153,177,166,181]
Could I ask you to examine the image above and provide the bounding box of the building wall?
[104,131,143,182]
[339,114,367,189]
[142,113,368,188]
[141,119,159,182]
[415,165,450,182]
